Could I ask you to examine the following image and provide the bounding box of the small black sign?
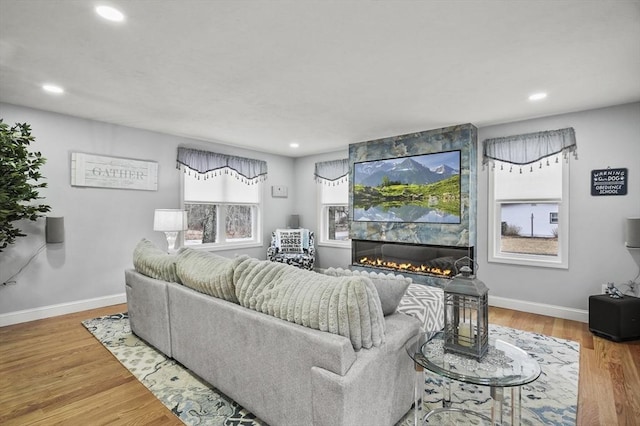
[591,168,628,196]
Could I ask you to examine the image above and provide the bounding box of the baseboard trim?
[489,295,588,323]
[0,293,127,327]
[0,292,588,326]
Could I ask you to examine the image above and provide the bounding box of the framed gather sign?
[71,152,158,191]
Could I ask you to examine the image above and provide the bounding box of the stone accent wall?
[349,123,477,250]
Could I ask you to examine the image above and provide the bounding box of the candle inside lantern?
[458,321,474,347]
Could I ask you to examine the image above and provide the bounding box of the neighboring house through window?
[483,128,577,269]
[177,147,266,249]
[315,159,350,247]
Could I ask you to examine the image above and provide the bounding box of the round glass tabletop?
[405,331,541,387]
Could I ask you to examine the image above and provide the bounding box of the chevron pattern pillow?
[397,283,444,332]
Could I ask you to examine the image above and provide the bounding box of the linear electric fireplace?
[351,239,474,286]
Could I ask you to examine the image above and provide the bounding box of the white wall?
[0,103,295,324]
[477,102,640,313]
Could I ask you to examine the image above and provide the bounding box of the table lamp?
[153,209,187,251]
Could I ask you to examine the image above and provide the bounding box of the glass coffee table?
[405,331,541,425]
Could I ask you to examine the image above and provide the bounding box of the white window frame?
[180,173,263,251]
[317,183,350,248]
[487,161,569,269]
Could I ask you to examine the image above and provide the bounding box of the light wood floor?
[1,304,639,425]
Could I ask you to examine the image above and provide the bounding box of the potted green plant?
[0,119,51,252]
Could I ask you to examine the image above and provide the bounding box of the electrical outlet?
[601,284,608,294]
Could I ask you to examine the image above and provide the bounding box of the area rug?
[82,313,579,426]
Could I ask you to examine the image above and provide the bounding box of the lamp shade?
[153,209,187,232]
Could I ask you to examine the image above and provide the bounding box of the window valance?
[314,159,349,185]
[177,147,267,184]
[482,127,577,170]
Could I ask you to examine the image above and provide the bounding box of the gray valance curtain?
[482,127,577,170]
[177,147,267,183]
[314,159,349,185]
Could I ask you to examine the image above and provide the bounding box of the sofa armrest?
[125,269,172,357]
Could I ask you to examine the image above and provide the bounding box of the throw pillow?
[234,258,386,350]
[175,248,242,303]
[275,229,309,253]
[323,267,411,316]
[397,283,445,332]
[133,238,180,283]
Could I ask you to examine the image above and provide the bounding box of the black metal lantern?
[443,258,489,360]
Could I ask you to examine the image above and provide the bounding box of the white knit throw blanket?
[233,257,386,350]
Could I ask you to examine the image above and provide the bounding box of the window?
[315,159,350,247]
[488,158,569,268]
[177,148,266,250]
[182,172,262,248]
[483,128,576,269]
[319,184,349,245]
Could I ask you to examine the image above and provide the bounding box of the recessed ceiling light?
[42,84,64,94]
[96,5,125,22]
[528,92,547,101]
[289,143,300,148]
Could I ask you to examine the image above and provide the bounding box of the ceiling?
[1,1,639,158]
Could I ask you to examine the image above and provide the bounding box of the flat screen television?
[353,150,461,223]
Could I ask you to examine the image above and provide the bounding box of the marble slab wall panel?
[349,124,477,250]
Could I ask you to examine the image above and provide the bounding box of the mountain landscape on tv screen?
[353,151,461,223]
[354,157,459,187]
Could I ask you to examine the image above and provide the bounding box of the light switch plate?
[271,185,288,198]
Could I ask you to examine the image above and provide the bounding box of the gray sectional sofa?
[125,240,421,426]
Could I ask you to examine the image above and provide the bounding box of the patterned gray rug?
[82,313,579,426]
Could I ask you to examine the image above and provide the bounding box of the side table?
[589,294,640,341]
[405,331,541,425]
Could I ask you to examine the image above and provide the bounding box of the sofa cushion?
[234,257,385,350]
[322,267,411,316]
[132,238,180,283]
[176,248,244,303]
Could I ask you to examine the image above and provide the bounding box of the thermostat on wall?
[272,185,288,198]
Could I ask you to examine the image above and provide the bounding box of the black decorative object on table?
[443,257,489,360]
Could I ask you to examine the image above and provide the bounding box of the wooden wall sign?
[591,167,628,196]
[71,152,158,191]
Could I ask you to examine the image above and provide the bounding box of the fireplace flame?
[358,257,452,277]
